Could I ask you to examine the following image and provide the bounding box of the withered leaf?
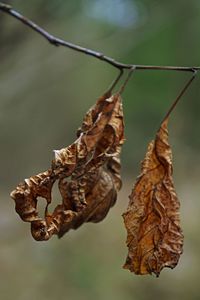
[11,92,124,241]
[123,118,184,276]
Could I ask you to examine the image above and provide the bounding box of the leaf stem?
[161,71,197,124]
[118,67,136,95]
[106,69,124,94]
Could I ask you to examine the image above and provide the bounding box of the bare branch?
[0,2,200,74]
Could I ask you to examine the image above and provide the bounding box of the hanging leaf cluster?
[10,71,196,277]
[11,92,125,241]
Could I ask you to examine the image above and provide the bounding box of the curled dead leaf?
[11,92,124,241]
[123,118,184,276]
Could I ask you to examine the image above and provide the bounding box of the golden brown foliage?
[123,118,184,276]
[11,92,125,241]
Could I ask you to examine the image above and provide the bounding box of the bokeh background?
[1,0,200,299]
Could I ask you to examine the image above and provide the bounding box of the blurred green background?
[1,0,200,299]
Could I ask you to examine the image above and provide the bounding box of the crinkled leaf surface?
[11,92,124,241]
[123,118,184,276]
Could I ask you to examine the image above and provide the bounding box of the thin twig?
[0,2,200,74]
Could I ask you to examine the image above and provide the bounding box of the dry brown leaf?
[11,92,124,241]
[123,118,184,276]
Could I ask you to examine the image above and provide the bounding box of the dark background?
[1,1,200,299]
